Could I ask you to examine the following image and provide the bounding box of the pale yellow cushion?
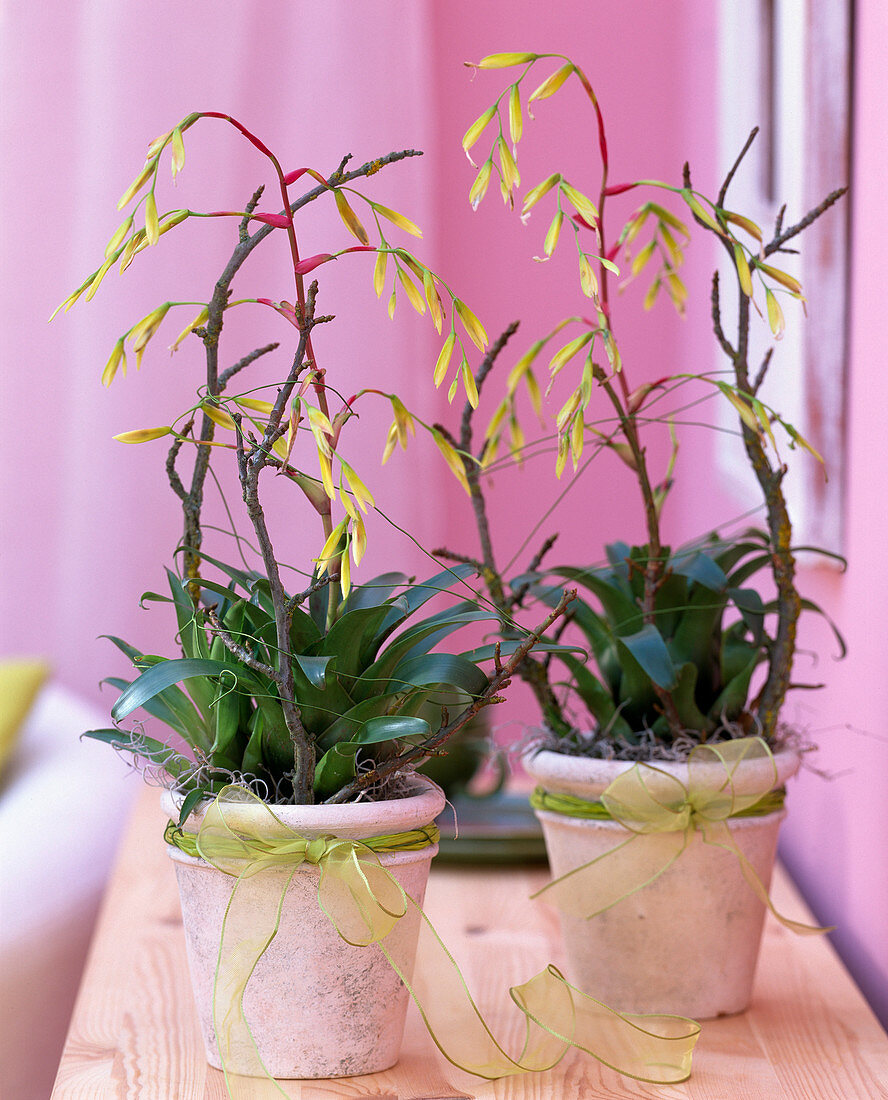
[0,659,51,775]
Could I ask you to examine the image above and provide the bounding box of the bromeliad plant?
[100,561,514,816]
[433,52,846,758]
[56,112,572,808]
[512,531,844,753]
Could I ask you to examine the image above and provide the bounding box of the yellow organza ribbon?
[165,784,701,1093]
[531,737,830,936]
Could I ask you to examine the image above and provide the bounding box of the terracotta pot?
[525,747,800,1019]
[162,779,445,1079]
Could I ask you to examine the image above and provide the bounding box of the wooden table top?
[52,786,888,1099]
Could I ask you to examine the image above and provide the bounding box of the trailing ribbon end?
[392,901,701,1084]
[513,966,700,1084]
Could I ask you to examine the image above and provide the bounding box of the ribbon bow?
[532,737,829,936]
[167,784,701,1094]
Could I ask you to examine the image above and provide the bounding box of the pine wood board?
[51,787,888,1099]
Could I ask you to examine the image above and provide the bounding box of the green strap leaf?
[669,585,730,670]
[671,551,727,592]
[164,568,204,644]
[558,652,633,739]
[669,663,713,732]
[103,675,210,745]
[241,707,266,774]
[293,654,332,688]
[313,742,360,797]
[111,658,263,722]
[711,650,763,720]
[313,715,433,798]
[605,541,633,579]
[761,596,847,659]
[357,609,495,700]
[339,572,411,612]
[100,634,157,668]
[378,564,477,636]
[617,625,678,691]
[138,590,174,607]
[727,586,766,646]
[511,578,612,661]
[798,596,847,659]
[388,652,489,697]
[83,728,192,779]
[721,622,764,685]
[176,548,261,595]
[318,603,396,678]
[315,696,402,752]
[177,788,208,827]
[210,677,244,759]
[460,638,586,662]
[546,565,643,636]
[355,715,432,744]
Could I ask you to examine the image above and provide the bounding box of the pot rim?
[161,774,446,841]
[523,744,801,801]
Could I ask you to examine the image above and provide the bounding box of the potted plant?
[436,51,846,1019]
[53,112,576,1082]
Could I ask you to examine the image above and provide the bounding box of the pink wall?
[1,0,719,718]
[2,1,451,694]
[2,0,883,1030]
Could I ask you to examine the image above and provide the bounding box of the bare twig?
[166,418,193,502]
[527,532,559,574]
[431,547,485,573]
[753,348,774,394]
[285,575,333,626]
[235,288,319,802]
[711,274,736,359]
[205,607,277,681]
[175,148,423,601]
[510,533,559,607]
[764,187,848,257]
[240,186,265,242]
[219,342,280,389]
[717,127,759,209]
[706,153,847,738]
[437,321,576,735]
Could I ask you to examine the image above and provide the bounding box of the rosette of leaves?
[89,561,535,816]
[516,532,844,746]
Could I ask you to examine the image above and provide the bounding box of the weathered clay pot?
[525,748,800,1019]
[162,779,445,1079]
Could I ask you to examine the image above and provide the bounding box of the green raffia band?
[164,819,441,861]
[529,737,830,937]
[530,786,786,819]
[166,784,701,1096]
